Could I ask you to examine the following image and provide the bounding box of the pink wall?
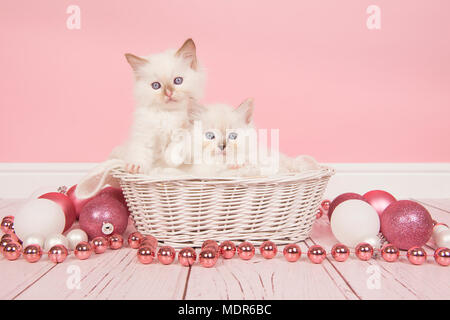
[1,0,449,163]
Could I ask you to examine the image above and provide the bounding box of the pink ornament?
[91,236,108,254]
[0,237,13,250]
[381,244,400,262]
[355,243,374,261]
[407,246,427,265]
[219,240,236,259]
[381,200,433,250]
[199,248,219,268]
[3,242,21,261]
[128,232,144,249]
[4,215,14,221]
[328,193,366,220]
[79,195,128,239]
[23,245,43,263]
[74,241,92,260]
[202,240,219,252]
[141,235,158,250]
[237,242,255,260]
[39,192,76,232]
[137,245,155,264]
[331,244,350,262]
[260,240,277,259]
[363,190,396,219]
[307,245,326,264]
[108,234,123,250]
[434,247,450,267]
[316,207,324,219]
[178,247,196,266]
[158,246,176,265]
[48,245,68,263]
[1,218,14,234]
[66,185,91,220]
[283,244,301,262]
[321,200,331,212]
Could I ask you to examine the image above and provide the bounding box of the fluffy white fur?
[110,39,205,174]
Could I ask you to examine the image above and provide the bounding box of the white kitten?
[110,39,205,174]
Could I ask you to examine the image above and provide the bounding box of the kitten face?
[125,39,205,110]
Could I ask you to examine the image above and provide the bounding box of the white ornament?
[22,233,45,249]
[330,199,380,247]
[44,234,69,252]
[362,235,381,249]
[434,229,450,249]
[66,229,88,250]
[14,199,66,241]
[432,224,449,238]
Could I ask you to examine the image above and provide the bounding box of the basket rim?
[112,165,335,185]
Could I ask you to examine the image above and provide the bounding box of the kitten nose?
[218,143,226,151]
[165,88,173,97]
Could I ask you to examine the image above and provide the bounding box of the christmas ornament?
[433,228,450,249]
[381,244,400,262]
[38,192,76,232]
[321,200,331,212]
[237,242,255,260]
[66,229,88,250]
[0,237,13,250]
[381,200,433,250]
[14,198,66,241]
[355,243,374,261]
[328,192,365,220]
[178,247,196,266]
[307,245,326,264]
[44,234,69,252]
[108,234,124,250]
[331,244,350,262]
[330,199,380,247]
[1,217,14,234]
[74,241,92,260]
[137,245,155,264]
[48,245,68,263]
[23,245,43,263]
[407,247,427,265]
[157,246,176,265]
[283,244,301,262]
[79,195,128,239]
[67,185,91,219]
[362,190,396,219]
[202,240,219,252]
[219,240,236,259]
[199,248,219,268]
[260,240,277,259]
[128,232,144,249]
[3,242,21,261]
[361,235,381,250]
[22,234,45,249]
[91,236,108,254]
[434,247,450,267]
[141,235,158,249]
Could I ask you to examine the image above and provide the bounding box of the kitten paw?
[125,163,146,174]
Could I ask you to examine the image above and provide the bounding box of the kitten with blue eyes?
[110,39,205,174]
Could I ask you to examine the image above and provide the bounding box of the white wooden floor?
[0,198,449,300]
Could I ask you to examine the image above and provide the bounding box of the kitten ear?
[176,38,198,70]
[236,98,254,124]
[125,53,148,72]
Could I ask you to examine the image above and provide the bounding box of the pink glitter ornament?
[434,247,450,267]
[381,200,433,250]
[381,244,400,262]
[3,242,21,261]
[363,190,396,219]
[137,245,155,264]
[158,246,176,265]
[79,195,128,239]
[219,240,236,259]
[407,247,427,265]
[355,243,374,261]
[307,245,326,264]
[199,248,219,268]
[283,244,301,262]
[39,192,76,232]
[328,193,366,220]
[178,247,196,266]
[74,241,92,260]
[237,242,255,260]
[331,244,350,262]
[128,232,144,249]
[260,240,278,259]
[48,245,68,263]
[108,234,124,250]
[91,236,108,254]
[23,245,43,263]
[1,218,14,234]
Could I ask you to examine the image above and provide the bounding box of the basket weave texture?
[113,166,334,248]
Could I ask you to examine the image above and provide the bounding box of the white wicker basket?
[113,166,334,248]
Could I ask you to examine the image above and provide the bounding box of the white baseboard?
[0,162,449,199]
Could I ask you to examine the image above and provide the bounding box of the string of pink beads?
[199,240,219,268]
